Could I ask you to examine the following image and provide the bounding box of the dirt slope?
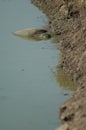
[32,0,86,130]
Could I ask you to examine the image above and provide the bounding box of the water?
[0,0,73,130]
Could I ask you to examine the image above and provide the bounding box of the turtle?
[13,28,51,41]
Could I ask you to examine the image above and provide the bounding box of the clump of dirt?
[32,0,86,130]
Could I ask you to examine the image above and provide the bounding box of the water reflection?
[54,67,77,91]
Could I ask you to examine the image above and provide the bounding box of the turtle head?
[38,33,51,40]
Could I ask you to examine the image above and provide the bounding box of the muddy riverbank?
[32,0,86,130]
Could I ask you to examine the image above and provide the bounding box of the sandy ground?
[32,0,86,130]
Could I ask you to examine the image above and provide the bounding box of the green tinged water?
[0,0,75,130]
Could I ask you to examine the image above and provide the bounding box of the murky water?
[0,0,74,130]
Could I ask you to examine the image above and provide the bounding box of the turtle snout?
[40,33,51,40]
